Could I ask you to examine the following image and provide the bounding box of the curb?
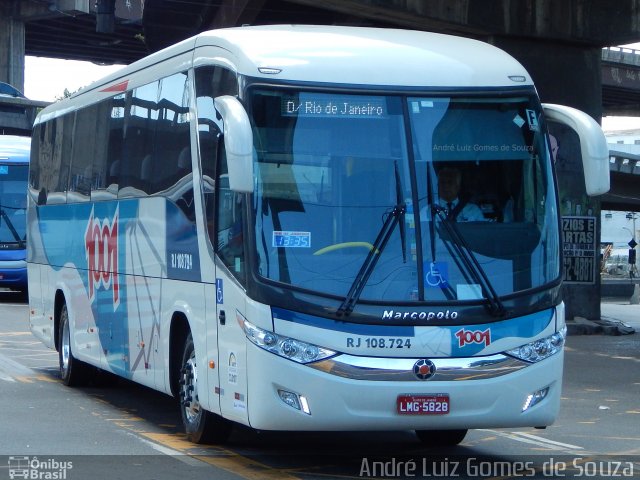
[566,318,636,336]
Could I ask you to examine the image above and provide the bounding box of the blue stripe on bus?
[272,307,416,337]
[272,306,555,350]
[448,308,554,355]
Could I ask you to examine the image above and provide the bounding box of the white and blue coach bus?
[27,25,609,445]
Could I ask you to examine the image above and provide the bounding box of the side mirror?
[542,103,610,196]
[214,96,254,193]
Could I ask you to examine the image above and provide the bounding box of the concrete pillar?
[491,38,604,321]
[0,1,25,93]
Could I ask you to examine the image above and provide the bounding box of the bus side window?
[194,65,242,278]
[35,114,73,205]
[216,151,245,279]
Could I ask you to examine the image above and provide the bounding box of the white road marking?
[0,352,36,381]
[480,429,585,452]
[129,434,207,467]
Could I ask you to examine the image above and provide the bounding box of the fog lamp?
[522,386,550,412]
[278,389,311,415]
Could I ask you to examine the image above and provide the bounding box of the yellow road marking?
[141,432,301,480]
[195,452,302,480]
[141,432,205,452]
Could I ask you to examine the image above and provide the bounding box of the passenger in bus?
[432,166,485,222]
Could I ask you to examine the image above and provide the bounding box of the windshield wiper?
[0,208,25,249]
[336,162,406,317]
[433,206,505,317]
[394,162,407,263]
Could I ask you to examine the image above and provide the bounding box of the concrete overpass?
[2,1,640,116]
[603,47,640,116]
[605,144,640,212]
[2,0,640,321]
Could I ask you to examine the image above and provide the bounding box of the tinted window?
[194,66,242,278]
[92,96,124,200]
[119,81,158,197]
[33,114,73,205]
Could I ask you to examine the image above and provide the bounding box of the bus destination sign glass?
[282,95,387,119]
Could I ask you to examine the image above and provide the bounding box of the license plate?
[397,394,450,415]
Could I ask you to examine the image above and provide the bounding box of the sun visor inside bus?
[431,108,533,162]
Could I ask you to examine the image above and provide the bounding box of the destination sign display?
[281,95,387,119]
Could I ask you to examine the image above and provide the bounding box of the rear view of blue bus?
[0,135,29,293]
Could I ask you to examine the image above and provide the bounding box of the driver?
[434,167,485,222]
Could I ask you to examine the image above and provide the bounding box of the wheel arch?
[169,312,191,398]
[53,289,66,352]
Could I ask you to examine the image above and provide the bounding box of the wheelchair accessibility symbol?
[216,278,224,304]
[425,262,449,288]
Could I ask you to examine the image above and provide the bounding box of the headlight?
[506,327,566,363]
[241,318,337,364]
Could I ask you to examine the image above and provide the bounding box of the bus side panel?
[27,197,51,347]
[63,257,103,368]
[153,190,210,397]
[203,282,221,415]
[122,198,165,391]
[32,198,169,391]
[159,279,207,398]
[33,202,109,370]
[28,203,102,364]
[27,263,51,348]
[215,272,249,426]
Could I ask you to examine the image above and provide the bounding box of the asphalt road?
[1,292,639,479]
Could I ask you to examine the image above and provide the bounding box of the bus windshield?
[0,163,28,248]
[250,88,559,304]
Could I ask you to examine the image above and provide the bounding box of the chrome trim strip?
[309,354,528,381]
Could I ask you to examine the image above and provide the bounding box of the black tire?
[58,302,91,386]
[179,333,232,444]
[415,429,468,447]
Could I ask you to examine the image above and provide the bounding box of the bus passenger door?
[213,188,249,424]
[199,121,248,424]
[194,63,249,423]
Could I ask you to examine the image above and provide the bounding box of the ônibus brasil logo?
[85,205,119,309]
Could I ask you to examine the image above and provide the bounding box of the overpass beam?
[492,39,602,119]
[0,0,25,93]
[209,0,268,29]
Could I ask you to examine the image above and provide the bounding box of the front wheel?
[58,302,90,386]
[415,429,468,447]
[179,333,232,444]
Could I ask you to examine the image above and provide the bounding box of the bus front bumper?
[246,345,563,431]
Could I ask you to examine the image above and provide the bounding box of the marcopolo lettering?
[382,310,458,321]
